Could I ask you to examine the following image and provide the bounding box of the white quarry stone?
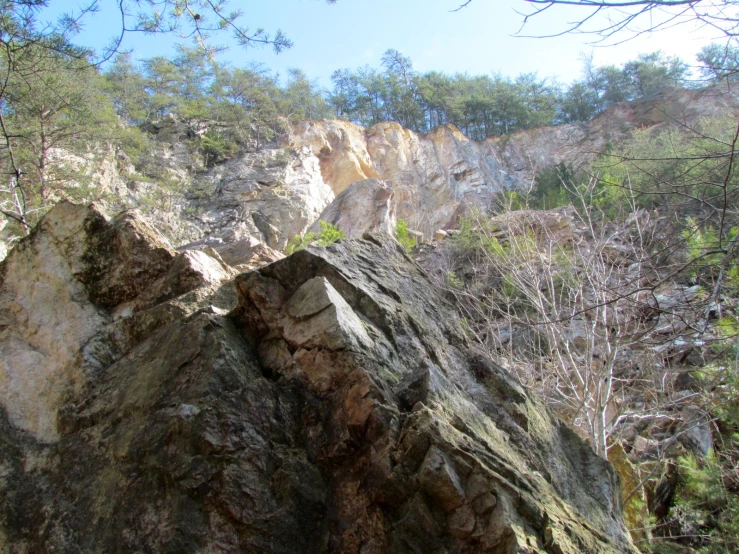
[0,203,108,442]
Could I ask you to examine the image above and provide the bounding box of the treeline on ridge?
[1,41,737,233]
[105,43,738,142]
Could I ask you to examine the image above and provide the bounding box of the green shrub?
[657,452,739,554]
[199,130,236,166]
[395,219,417,252]
[531,162,577,209]
[113,126,153,167]
[285,232,316,255]
[315,221,346,246]
[284,221,346,254]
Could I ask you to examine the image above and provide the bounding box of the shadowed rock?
[0,203,636,553]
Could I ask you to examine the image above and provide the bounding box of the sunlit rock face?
[289,84,739,238]
[1,84,734,261]
[192,146,336,251]
[290,120,511,237]
[309,178,397,239]
[0,202,636,553]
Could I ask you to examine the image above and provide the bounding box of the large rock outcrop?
[290,84,739,237]
[0,203,235,443]
[310,178,396,239]
[0,203,635,553]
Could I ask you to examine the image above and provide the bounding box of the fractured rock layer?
[0,203,636,553]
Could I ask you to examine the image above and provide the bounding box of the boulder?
[310,178,396,239]
[181,234,285,271]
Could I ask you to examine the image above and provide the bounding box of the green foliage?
[113,126,154,167]
[285,232,316,255]
[698,43,739,82]
[330,47,699,137]
[654,326,739,553]
[453,212,530,260]
[592,119,739,224]
[315,221,346,246]
[663,450,739,553]
[281,68,331,121]
[458,316,473,338]
[491,189,527,212]
[446,270,463,288]
[0,45,121,229]
[284,221,346,254]
[531,162,581,209]
[395,219,417,252]
[682,219,729,283]
[199,130,237,166]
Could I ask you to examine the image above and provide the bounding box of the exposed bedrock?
[0,203,635,553]
[291,84,739,238]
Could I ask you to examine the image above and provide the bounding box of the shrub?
[285,232,316,255]
[199,130,236,166]
[531,162,577,209]
[284,221,346,254]
[315,221,346,246]
[395,219,417,252]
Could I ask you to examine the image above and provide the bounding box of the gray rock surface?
[310,178,396,239]
[191,146,334,250]
[0,203,636,553]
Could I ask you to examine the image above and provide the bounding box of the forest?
[102,43,734,138]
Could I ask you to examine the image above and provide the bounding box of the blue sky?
[57,0,720,86]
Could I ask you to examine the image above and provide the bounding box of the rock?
[0,202,234,443]
[288,121,586,239]
[142,113,206,143]
[5,84,736,257]
[418,446,467,511]
[486,207,575,243]
[281,276,373,352]
[674,371,701,392]
[287,86,739,241]
[0,203,636,553]
[223,240,285,271]
[310,178,396,239]
[193,146,334,250]
[433,229,448,241]
[608,442,651,544]
[406,228,425,246]
[0,217,8,262]
[181,235,285,271]
[679,406,713,456]
[291,120,510,238]
[289,119,380,194]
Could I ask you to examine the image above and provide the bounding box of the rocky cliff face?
[288,84,739,237]
[1,84,734,262]
[0,202,635,553]
[184,84,739,249]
